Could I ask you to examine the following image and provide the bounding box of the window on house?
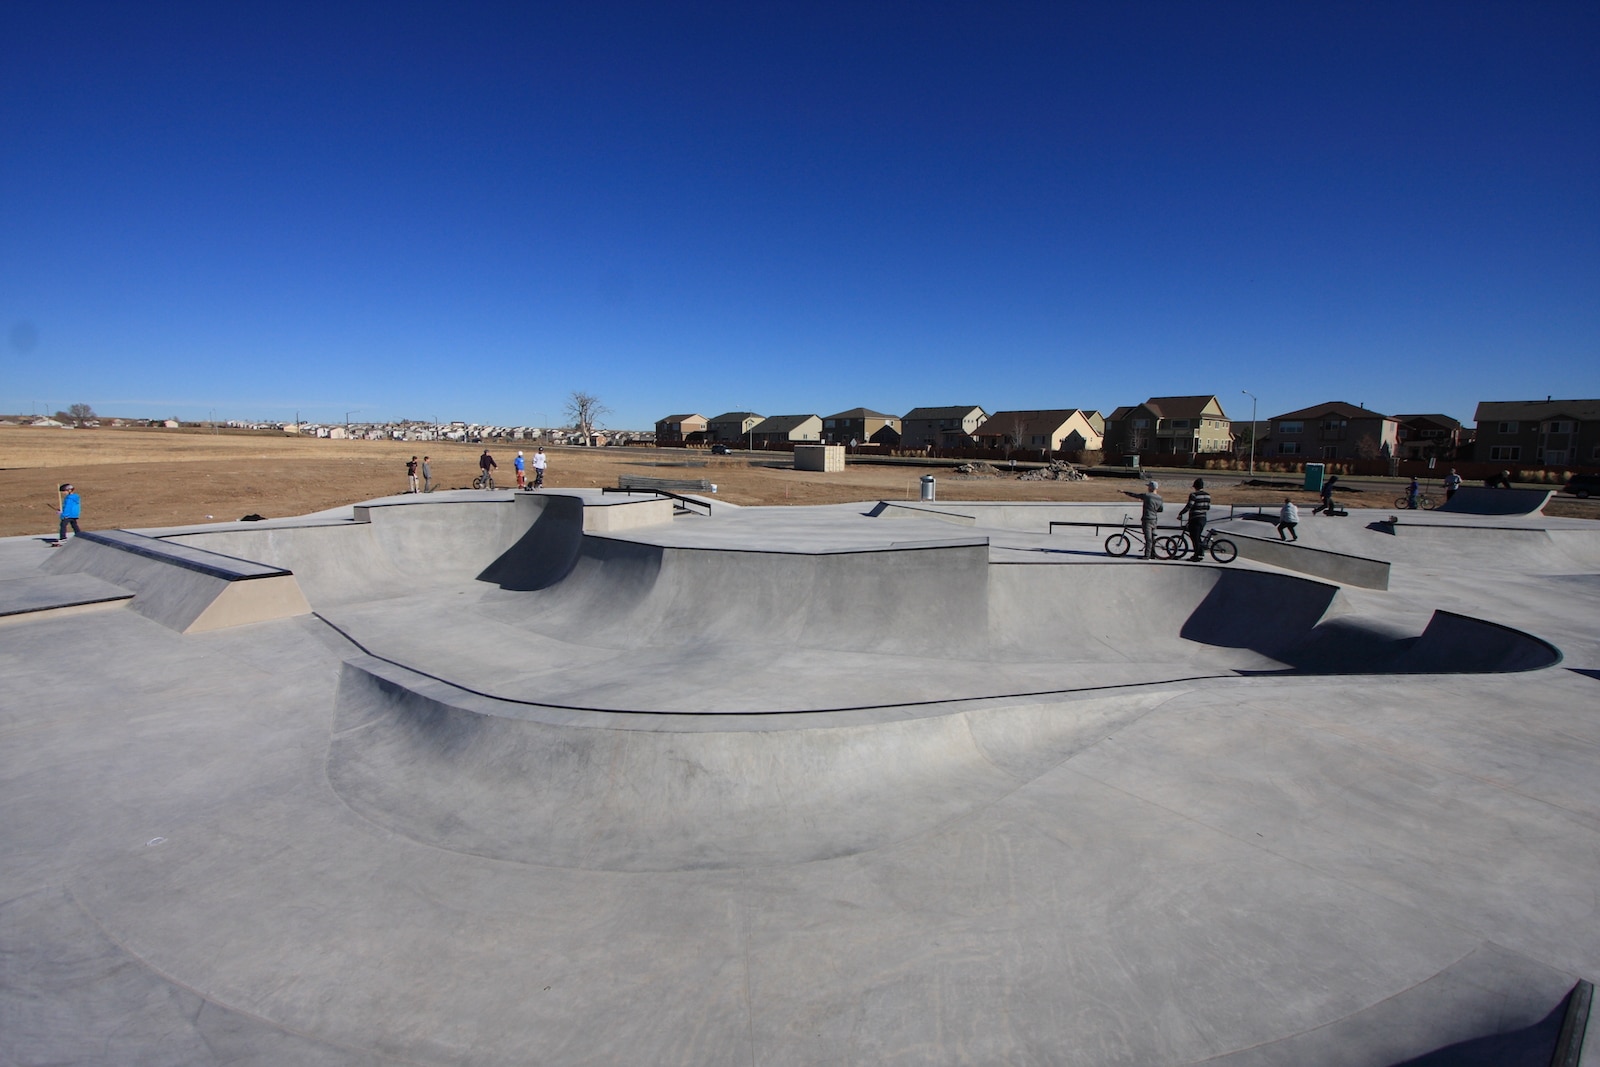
[1279,421,1303,434]
[1497,421,1518,434]
[1279,442,1302,455]
[1132,418,1150,428]
[1489,446,1522,461]
[1171,419,1189,428]
[1322,418,1348,431]
[1546,421,1573,434]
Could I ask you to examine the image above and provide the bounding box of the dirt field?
[2,425,1593,538]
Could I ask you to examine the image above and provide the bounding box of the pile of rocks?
[1018,461,1089,481]
[953,462,1004,477]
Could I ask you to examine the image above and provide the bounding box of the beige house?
[1104,396,1232,458]
[654,414,707,446]
[823,408,902,446]
[751,414,823,446]
[972,409,1104,454]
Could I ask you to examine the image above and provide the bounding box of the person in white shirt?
[532,447,548,488]
[1276,498,1300,541]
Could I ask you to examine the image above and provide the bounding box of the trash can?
[920,475,936,502]
[1304,463,1325,492]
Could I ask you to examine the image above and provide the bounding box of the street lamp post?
[345,410,360,439]
[1240,390,1257,477]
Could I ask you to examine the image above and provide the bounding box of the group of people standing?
[403,448,549,493]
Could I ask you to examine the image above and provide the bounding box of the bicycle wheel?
[1208,537,1238,564]
[1420,495,1436,510]
[1394,495,1410,509]
[1157,535,1184,560]
[1104,532,1132,557]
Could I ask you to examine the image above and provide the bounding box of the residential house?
[706,412,763,444]
[972,409,1104,455]
[654,414,707,446]
[750,414,823,447]
[900,405,989,449]
[1267,401,1398,461]
[1393,414,1470,461]
[822,408,902,447]
[1103,396,1233,458]
[1472,398,1600,467]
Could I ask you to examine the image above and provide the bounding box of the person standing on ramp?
[1120,480,1163,559]
[514,451,526,489]
[532,447,547,488]
[1177,478,1211,561]
[54,483,82,545]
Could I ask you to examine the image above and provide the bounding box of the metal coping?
[78,530,293,581]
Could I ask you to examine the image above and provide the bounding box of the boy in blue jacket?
[56,483,81,544]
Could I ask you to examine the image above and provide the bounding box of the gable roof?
[903,405,986,420]
[826,407,900,421]
[1143,395,1227,419]
[657,413,705,424]
[1393,413,1463,429]
[707,411,761,423]
[1271,400,1391,421]
[752,414,821,433]
[1473,399,1600,423]
[972,409,1097,438]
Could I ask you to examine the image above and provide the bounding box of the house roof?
[1271,400,1391,421]
[707,411,761,423]
[1143,395,1227,419]
[752,414,821,433]
[903,405,986,420]
[1392,414,1463,429]
[826,407,900,421]
[657,414,705,424]
[972,409,1097,438]
[1106,405,1140,422]
[1473,399,1600,423]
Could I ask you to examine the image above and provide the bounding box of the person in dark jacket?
[1177,478,1211,560]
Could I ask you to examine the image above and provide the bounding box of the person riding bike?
[478,449,498,489]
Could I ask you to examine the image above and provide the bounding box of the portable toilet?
[1304,463,1325,492]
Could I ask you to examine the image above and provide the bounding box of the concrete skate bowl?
[280,495,1562,873]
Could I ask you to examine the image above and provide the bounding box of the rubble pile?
[1017,461,1089,481]
[953,462,1004,477]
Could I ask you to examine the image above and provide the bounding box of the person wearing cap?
[532,446,547,488]
[1177,478,1211,560]
[1121,479,1164,559]
[514,450,526,488]
[55,483,81,544]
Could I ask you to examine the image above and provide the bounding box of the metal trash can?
[1304,463,1325,492]
[920,475,936,502]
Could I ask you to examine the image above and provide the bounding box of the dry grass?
[2,425,1593,536]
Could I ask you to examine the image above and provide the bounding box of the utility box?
[794,444,844,472]
[920,475,936,502]
[1122,454,1140,468]
[1304,463,1325,492]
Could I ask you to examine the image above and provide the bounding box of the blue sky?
[3,1,1596,430]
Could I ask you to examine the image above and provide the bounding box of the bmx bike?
[1395,492,1435,510]
[1157,528,1238,563]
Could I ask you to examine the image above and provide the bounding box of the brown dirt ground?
[2,425,1594,538]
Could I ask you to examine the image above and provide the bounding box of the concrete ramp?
[42,530,310,633]
[329,656,1170,871]
[1436,486,1553,515]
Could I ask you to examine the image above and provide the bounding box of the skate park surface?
[2,487,1598,1065]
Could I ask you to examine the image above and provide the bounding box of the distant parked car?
[710,443,732,455]
[1561,473,1600,499]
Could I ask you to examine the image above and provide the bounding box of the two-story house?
[1393,414,1469,461]
[823,408,902,447]
[1473,399,1600,467]
[1103,396,1233,457]
[654,414,707,446]
[750,414,823,446]
[1268,402,1398,461]
[706,412,763,445]
[899,405,989,449]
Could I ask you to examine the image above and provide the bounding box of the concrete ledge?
[42,532,310,633]
[1227,530,1392,590]
[869,501,977,525]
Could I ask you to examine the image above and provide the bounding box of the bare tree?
[68,403,96,421]
[564,391,610,444]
